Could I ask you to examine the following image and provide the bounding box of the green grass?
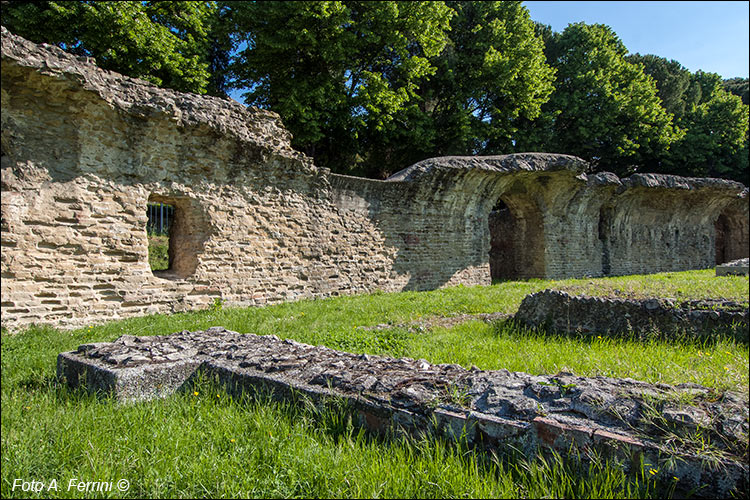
[148,234,169,271]
[2,270,748,498]
[551,269,749,306]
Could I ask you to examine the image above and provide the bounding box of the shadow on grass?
[497,318,748,348]
[11,370,119,409]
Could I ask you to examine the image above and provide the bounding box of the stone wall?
[2,27,748,331]
[515,290,749,340]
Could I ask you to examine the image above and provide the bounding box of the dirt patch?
[358,312,511,333]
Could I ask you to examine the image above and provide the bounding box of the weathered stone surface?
[717,258,750,277]
[57,327,749,497]
[515,289,749,340]
[2,27,749,331]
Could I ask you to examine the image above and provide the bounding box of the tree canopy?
[626,53,697,119]
[723,77,749,105]
[226,1,455,176]
[1,1,225,95]
[413,2,555,157]
[1,1,747,183]
[517,23,681,176]
[665,72,749,182]
[627,56,749,183]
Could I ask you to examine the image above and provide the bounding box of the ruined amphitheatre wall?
[404,158,749,281]
[2,28,748,331]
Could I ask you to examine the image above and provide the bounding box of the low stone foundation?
[57,327,748,497]
[716,258,750,277]
[515,290,749,341]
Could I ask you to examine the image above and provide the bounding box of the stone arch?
[715,206,749,265]
[488,194,545,281]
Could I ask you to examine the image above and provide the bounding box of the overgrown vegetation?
[2,270,748,498]
[554,269,750,306]
[2,1,746,182]
[147,234,169,271]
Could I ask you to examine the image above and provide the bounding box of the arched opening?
[715,207,748,265]
[488,196,545,281]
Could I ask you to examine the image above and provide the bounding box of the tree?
[622,59,748,183]
[626,53,696,119]
[412,1,555,157]
[664,72,749,183]
[723,77,749,105]
[518,23,681,176]
[226,1,553,178]
[354,1,555,176]
[226,1,453,176]
[1,1,225,95]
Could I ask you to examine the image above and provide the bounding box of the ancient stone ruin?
[716,257,750,277]
[58,327,748,497]
[3,25,748,497]
[1,27,748,330]
[516,290,749,340]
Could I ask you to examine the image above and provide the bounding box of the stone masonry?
[515,289,749,340]
[2,27,749,330]
[57,327,749,497]
[716,257,750,277]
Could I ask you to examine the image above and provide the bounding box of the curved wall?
[2,27,747,330]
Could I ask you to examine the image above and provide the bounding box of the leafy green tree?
[1,1,224,95]
[722,77,749,105]
[623,60,748,183]
[227,1,552,178]
[664,73,749,183]
[626,53,697,119]
[404,1,554,158]
[227,1,453,176]
[518,23,681,176]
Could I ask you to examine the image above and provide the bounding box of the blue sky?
[524,1,749,78]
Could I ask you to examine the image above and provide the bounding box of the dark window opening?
[715,213,729,265]
[714,208,749,266]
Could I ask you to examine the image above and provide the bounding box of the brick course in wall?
[2,27,749,330]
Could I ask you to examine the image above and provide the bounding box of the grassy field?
[2,270,748,498]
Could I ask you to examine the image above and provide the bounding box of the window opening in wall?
[147,202,175,272]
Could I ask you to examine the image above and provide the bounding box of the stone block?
[716,258,750,276]
[55,327,749,497]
